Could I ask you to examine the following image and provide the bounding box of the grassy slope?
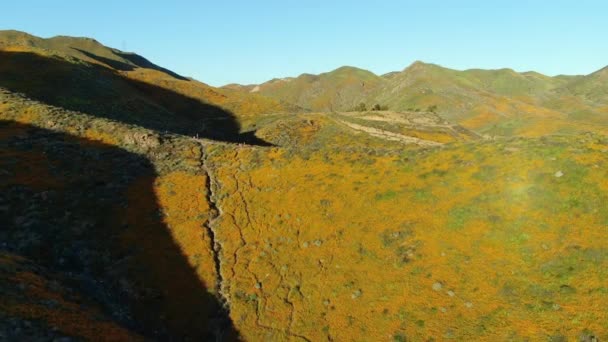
[250,66,384,112]
[251,109,478,149]
[228,60,608,137]
[209,132,608,341]
[5,83,607,340]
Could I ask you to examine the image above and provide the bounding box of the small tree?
[427,105,438,113]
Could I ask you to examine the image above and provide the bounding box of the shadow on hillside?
[72,48,190,81]
[0,120,240,341]
[0,50,271,146]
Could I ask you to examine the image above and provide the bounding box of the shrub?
[371,104,389,111]
[353,102,367,111]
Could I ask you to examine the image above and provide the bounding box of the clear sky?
[3,1,607,86]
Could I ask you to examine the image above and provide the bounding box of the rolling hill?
[225,60,608,137]
[0,30,301,142]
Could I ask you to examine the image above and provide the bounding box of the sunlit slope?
[243,66,384,112]
[228,60,608,137]
[207,133,608,341]
[375,62,570,124]
[546,67,608,123]
[559,66,608,105]
[247,109,479,149]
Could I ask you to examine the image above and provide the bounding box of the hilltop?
[225,60,608,137]
[0,30,301,141]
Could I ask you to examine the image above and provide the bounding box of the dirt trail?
[198,142,235,340]
[335,118,444,146]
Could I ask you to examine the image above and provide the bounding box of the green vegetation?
[372,103,389,111]
[347,103,388,112]
[375,190,399,201]
[351,102,367,111]
[226,59,608,137]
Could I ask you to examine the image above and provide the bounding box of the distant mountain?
[224,60,608,135]
[557,65,608,104]
[234,66,384,112]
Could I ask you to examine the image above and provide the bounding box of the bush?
[354,102,367,111]
[371,104,389,111]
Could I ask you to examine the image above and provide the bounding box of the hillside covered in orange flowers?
[1,31,608,341]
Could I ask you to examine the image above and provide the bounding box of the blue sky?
[3,1,607,86]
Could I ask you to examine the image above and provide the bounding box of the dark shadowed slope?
[0,30,302,117]
[0,120,240,340]
[0,50,271,146]
[73,47,190,80]
[0,30,187,80]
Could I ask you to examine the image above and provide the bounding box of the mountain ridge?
[222,58,608,135]
[0,30,303,130]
